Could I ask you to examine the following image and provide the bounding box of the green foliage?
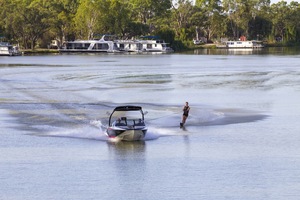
[1,0,300,50]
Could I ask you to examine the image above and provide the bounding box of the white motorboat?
[59,35,120,53]
[0,42,21,56]
[106,106,148,141]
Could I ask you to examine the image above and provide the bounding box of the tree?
[129,0,172,25]
[195,0,226,41]
[223,0,270,39]
[74,0,107,39]
[0,0,56,49]
[48,0,79,45]
[285,1,300,42]
[171,0,195,41]
[248,1,272,41]
[104,0,132,37]
[270,1,290,42]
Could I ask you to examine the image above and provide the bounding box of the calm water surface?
[1,48,300,199]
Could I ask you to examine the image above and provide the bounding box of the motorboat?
[106,106,148,141]
[0,42,21,56]
[59,35,120,53]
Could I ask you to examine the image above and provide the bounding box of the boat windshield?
[110,110,144,126]
[112,118,145,126]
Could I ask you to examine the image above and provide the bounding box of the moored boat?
[59,35,120,53]
[138,36,174,53]
[116,36,173,53]
[217,40,264,49]
[0,42,21,56]
[116,39,143,52]
[106,106,148,141]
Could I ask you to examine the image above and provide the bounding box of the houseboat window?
[66,43,73,49]
[93,44,98,49]
[113,43,118,49]
[147,44,152,49]
[93,43,109,50]
[104,44,109,49]
[75,43,82,49]
[71,43,90,49]
[84,43,90,49]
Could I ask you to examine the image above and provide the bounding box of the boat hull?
[106,128,147,141]
[59,49,120,53]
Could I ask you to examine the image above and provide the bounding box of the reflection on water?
[107,140,146,158]
[193,48,263,55]
[192,46,300,55]
[106,141,147,199]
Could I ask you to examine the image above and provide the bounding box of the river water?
[1,48,300,200]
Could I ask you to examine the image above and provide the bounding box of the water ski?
[180,123,184,128]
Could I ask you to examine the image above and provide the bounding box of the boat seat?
[135,119,145,126]
[115,122,126,126]
[114,118,127,126]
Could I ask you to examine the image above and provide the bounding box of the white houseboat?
[116,40,143,52]
[0,42,21,56]
[116,36,173,53]
[217,40,264,49]
[59,35,120,53]
[138,36,174,53]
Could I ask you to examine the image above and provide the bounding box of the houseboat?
[217,40,264,49]
[138,36,174,53]
[116,40,143,52]
[59,35,120,53]
[116,36,173,53]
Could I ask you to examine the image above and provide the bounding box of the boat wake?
[42,119,182,142]
[43,123,107,141]
[2,102,267,142]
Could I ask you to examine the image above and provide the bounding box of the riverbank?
[21,49,59,55]
[20,42,299,54]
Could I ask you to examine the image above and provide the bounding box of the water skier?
[180,102,190,128]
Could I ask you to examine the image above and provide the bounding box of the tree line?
[1,0,300,50]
